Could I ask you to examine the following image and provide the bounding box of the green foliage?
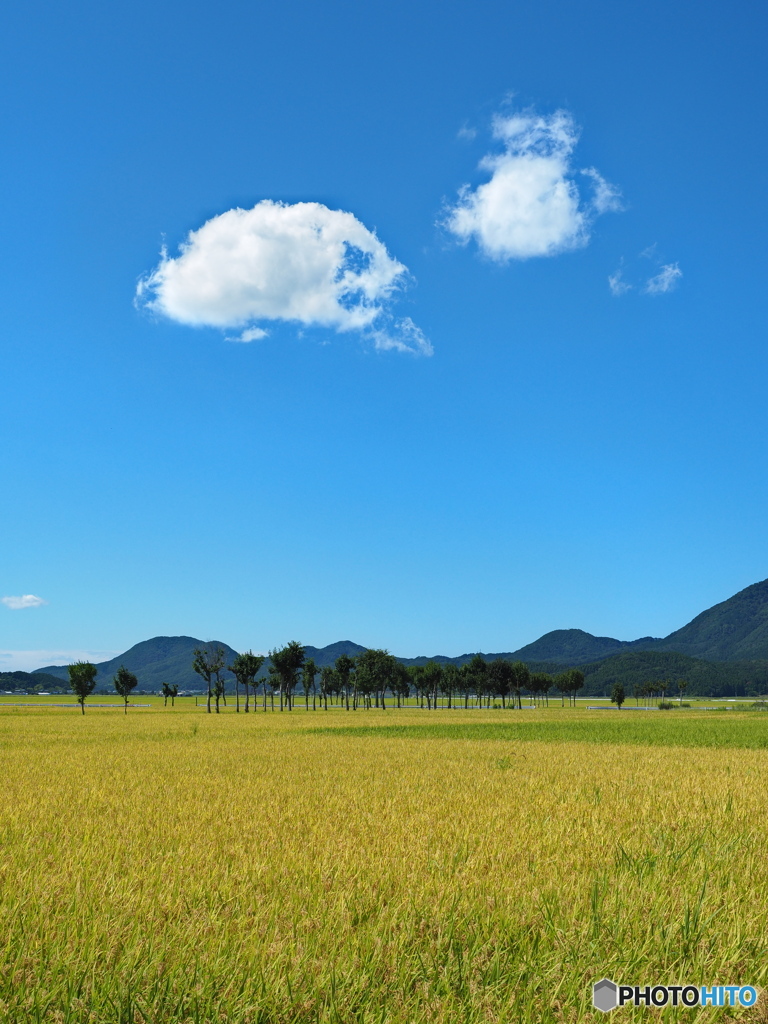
[610,682,626,708]
[578,650,768,698]
[335,653,356,693]
[356,649,399,707]
[463,654,487,696]
[268,641,305,709]
[193,645,227,713]
[302,657,317,693]
[161,681,179,705]
[301,657,318,707]
[230,651,265,687]
[419,660,443,707]
[0,671,65,693]
[320,664,337,698]
[441,662,460,699]
[68,661,97,713]
[528,671,553,704]
[487,659,513,704]
[113,665,138,713]
[390,661,412,704]
[229,651,265,711]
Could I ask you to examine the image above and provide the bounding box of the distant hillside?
[0,671,69,693]
[28,577,768,696]
[578,650,768,698]
[509,628,660,665]
[33,637,369,692]
[303,641,367,666]
[35,636,240,691]
[654,578,768,661]
[505,579,768,665]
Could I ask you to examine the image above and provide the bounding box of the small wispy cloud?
[2,594,48,610]
[228,327,269,343]
[368,317,433,356]
[608,269,632,296]
[582,167,624,215]
[645,262,682,295]
[457,123,477,141]
[443,106,622,262]
[137,200,430,356]
[609,252,682,297]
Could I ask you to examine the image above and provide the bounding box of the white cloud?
[369,317,433,356]
[444,108,622,261]
[229,327,268,343]
[608,269,632,296]
[581,167,623,215]
[137,200,429,354]
[645,262,682,295]
[2,594,47,610]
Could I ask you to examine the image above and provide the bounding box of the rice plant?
[0,707,766,1021]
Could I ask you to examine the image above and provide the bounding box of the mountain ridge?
[32,577,768,692]
[35,636,240,691]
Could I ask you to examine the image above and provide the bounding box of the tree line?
[65,648,695,715]
[190,643,587,714]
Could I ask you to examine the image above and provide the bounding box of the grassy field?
[1,704,767,1022]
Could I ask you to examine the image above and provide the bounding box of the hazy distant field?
[1,704,767,1022]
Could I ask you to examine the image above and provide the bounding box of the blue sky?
[2,0,767,669]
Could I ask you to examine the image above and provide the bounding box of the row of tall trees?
[612,676,691,708]
[633,678,688,706]
[65,646,603,715]
[57,652,719,715]
[190,643,588,714]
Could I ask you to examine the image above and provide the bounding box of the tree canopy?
[69,661,97,714]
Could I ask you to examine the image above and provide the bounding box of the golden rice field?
[1,703,768,1023]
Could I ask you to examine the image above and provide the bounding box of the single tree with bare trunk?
[335,653,356,711]
[302,658,318,710]
[69,661,97,715]
[114,665,138,714]
[320,665,336,709]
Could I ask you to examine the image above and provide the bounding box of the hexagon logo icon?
[593,978,618,1013]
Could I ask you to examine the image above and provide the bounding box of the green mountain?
[654,578,768,661]
[35,636,240,692]
[0,671,71,693]
[508,628,660,665]
[303,641,367,666]
[28,577,768,698]
[508,578,768,665]
[33,637,369,693]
